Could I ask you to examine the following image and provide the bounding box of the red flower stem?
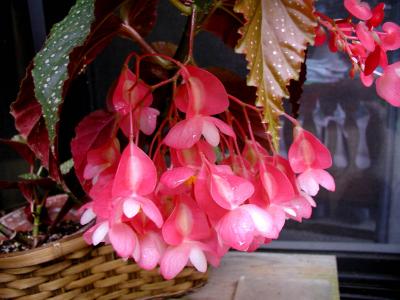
[120,23,172,70]
[228,94,262,112]
[186,5,197,63]
[150,74,179,90]
[140,53,190,77]
[225,112,247,174]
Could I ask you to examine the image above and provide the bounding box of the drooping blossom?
[164,66,235,149]
[288,128,335,196]
[376,62,400,107]
[112,64,159,136]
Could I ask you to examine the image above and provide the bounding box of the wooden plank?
[184,252,339,300]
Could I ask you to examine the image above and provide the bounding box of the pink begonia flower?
[112,141,163,227]
[355,22,375,52]
[83,138,120,185]
[136,231,166,270]
[164,66,235,149]
[376,62,400,107]
[82,141,164,259]
[162,195,211,245]
[112,65,159,136]
[160,196,219,279]
[160,241,216,280]
[344,0,372,21]
[203,159,254,210]
[289,128,335,196]
[215,204,275,251]
[379,22,400,51]
[194,166,228,225]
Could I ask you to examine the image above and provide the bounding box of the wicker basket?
[0,233,208,299]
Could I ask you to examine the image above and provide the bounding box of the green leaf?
[234,0,316,150]
[32,0,95,151]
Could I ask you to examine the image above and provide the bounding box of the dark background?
[1,1,400,298]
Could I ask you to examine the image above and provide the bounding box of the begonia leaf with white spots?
[234,0,316,150]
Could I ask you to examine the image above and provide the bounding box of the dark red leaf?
[10,0,159,183]
[71,110,117,192]
[0,139,36,166]
[120,0,158,37]
[202,1,244,48]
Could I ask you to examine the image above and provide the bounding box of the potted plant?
[1,0,399,299]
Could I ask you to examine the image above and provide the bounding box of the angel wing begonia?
[112,65,159,136]
[289,128,335,196]
[164,66,235,149]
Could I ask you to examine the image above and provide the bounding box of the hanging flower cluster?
[315,0,400,106]
[75,54,335,279]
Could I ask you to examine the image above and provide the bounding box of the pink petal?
[209,172,254,210]
[112,141,157,196]
[183,66,229,117]
[122,197,141,218]
[360,72,374,87]
[92,221,109,246]
[163,117,203,149]
[310,169,336,192]
[259,163,295,203]
[266,205,286,237]
[242,204,274,237]
[201,119,220,146]
[135,196,163,228]
[194,170,227,225]
[287,197,313,221]
[160,167,196,189]
[160,245,190,279]
[109,223,137,258]
[140,107,160,135]
[289,128,332,173]
[138,232,165,270]
[355,22,375,52]
[189,246,208,273]
[297,170,319,196]
[376,62,400,107]
[380,22,400,51]
[112,67,153,115]
[344,0,372,21]
[162,203,184,245]
[216,208,255,251]
[205,117,236,138]
[174,83,189,113]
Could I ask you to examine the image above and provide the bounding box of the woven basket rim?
[0,226,89,269]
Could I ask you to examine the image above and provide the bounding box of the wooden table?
[183,252,340,300]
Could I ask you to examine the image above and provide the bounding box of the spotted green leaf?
[32,0,95,151]
[234,0,316,150]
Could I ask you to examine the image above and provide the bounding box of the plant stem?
[186,5,197,64]
[32,204,43,248]
[169,0,192,15]
[120,23,173,69]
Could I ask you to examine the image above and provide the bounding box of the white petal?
[202,120,220,147]
[123,198,141,218]
[189,247,207,273]
[80,208,96,225]
[92,222,109,246]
